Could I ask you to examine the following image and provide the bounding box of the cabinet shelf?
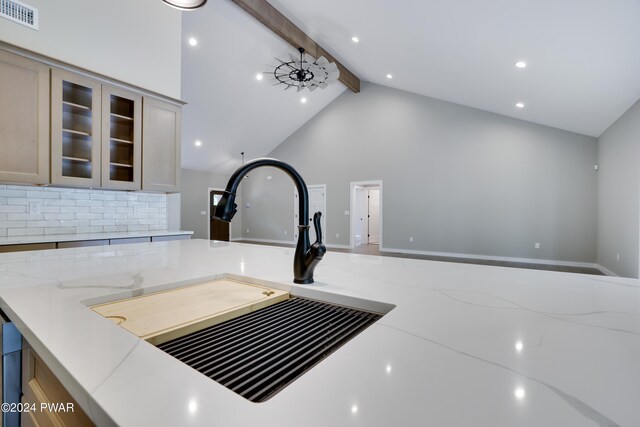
[111,113,134,121]
[63,128,91,136]
[62,101,90,110]
[110,137,133,145]
[62,156,91,163]
[110,162,133,168]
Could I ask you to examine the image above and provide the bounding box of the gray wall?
[240,82,598,263]
[181,169,242,240]
[597,99,640,277]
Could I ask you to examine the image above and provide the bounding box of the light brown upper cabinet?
[142,97,181,192]
[51,69,102,187]
[101,85,142,190]
[0,50,50,184]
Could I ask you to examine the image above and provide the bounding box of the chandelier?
[269,48,340,92]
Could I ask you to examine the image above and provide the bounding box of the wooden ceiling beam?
[230,0,360,93]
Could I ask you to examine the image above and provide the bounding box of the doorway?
[350,181,382,250]
[294,185,326,243]
[209,188,230,241]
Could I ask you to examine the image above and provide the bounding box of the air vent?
[0,0,38,30]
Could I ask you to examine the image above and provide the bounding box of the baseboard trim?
[380,246,598,269]
[235,238,294,245]
[234,238,350,250]
[594,264,618,277]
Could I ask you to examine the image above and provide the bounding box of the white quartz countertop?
[0,229,193,245]
[0,240,638,427]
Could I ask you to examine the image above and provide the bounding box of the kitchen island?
[0,239,638,426]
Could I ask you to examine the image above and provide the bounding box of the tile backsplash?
[0,185,167,237]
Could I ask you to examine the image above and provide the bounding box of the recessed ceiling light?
[515,102,525,109]
[514,387,526,400]
[515,61,527,69]
[194,140,202,146]
[351,36,359,43]
[256,73,263,81]
[300,97,307,104]
[386,74,393,79]
[188,38,198,47]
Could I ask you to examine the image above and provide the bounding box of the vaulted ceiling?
[181,0,640,172]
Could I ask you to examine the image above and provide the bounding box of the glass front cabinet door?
[101,85,142,190]
[51,69,102,187]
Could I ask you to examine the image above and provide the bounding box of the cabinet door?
[0,50,49,184]
[51,69,102,187]
[142,97,181,192]
[101,85,142,190]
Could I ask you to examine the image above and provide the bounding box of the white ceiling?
[181,0,345,173]
[181,0,640,172]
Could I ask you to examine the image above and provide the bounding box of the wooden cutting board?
[91,278,289,345]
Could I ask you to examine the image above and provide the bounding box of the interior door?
[210,190,230,241]
[367,189,380,244]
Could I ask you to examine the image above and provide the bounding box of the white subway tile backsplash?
[90,193,116,201]
[90,207,116,214]
[8,213,44,221]
[0,189,27,198]
[44,227,75,235]
[68,193,90,200]
[76,200,103,207]
[0,187,168,237]
[0,206,27,213]
[76,226,104,233]
[26,191,60,199]
[45,199,75,207]
[41,206,61,214]
[127,225,150,232]
[103,225,127,233]
[8,228,44,236]
[61,206,88,213]
[7,198,29,205]
[90,219,116,226]
[0,220,26,228]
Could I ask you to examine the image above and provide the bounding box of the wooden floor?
[237,241,605,276]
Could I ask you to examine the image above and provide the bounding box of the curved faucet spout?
[213,158,325,284]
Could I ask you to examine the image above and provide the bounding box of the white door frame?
[350,180,383,250]
[294,184,327,242]
[207,187,232,241]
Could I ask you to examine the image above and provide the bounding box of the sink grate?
[157,297,381,402]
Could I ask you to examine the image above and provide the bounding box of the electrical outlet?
[616,253,620,262]
[409,237,414,242]
[284,230,287,235]
[246,229,249,234]
[344,210,350,215]
[336,233,339,238]
[29,202,41,215]
[534,243,540,249]
[200,211,207,215]
[267,175,272,180]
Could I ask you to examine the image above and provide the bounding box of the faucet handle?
[312,212,323,245]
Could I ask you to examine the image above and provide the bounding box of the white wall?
[0,0,181,98]
[597,99,640,277]
[240,83,598,264]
